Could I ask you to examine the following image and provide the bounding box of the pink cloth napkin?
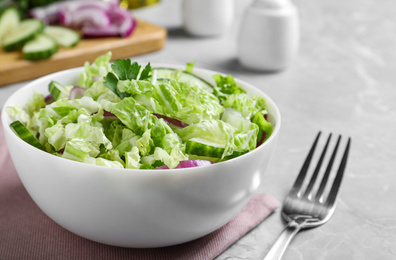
[0,114,279,260]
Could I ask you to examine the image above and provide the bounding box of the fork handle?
[263,220,302,260]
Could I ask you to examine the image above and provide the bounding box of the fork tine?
[303,133,332,198]
[314,135,341,200]
[324,137,351,207]
[289,132,321,195]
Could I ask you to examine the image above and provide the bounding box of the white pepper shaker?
[182,0,234,37]
[237,0,299,71]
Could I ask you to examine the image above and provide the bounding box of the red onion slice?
[30,3,60,24]
[44,94,55,104]
[110,6,136,37]
[30,0,135,38]
[153,113,188,128]
[257,132,267,147]
[82,7,135,37]
[103,110,117,118]
[69,86,85,100]
[155,160,215,169]
[62,1,119,13]
[60,6,111,28]
[83,25,123,38]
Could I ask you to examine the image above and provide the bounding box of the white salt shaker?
[182,0,234,37]
[237,0,299,71]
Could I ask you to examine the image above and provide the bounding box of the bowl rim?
[1,64,281,174]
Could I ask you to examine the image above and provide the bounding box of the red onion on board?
[30,0,135,37]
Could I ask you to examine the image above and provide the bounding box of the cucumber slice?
[48,80,73,100]
[223,150,248,160]
[186,140,224,158]
[185,137,225,158]
[0,7,20,43]
[187,154,221,163]
[22,34,58,60]
[2,18,44,51]
[44,26,80,47]
[154,68,214,93]
[10,120,45,151]
[185,138,248,159]
[49,80,63,100]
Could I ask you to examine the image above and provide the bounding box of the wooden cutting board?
[0,19,167,87]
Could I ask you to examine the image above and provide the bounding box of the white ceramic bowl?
[1,65,281,248]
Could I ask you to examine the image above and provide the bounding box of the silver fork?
[263,132,351,260]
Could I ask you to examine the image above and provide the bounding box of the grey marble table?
[1,0,395,259]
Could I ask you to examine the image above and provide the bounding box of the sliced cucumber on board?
[154,68,214,93]
[2,18,44,51]
[44,26,80,47]
[0,7,20,43]
[10,120,45,151]
[22,34,57,60]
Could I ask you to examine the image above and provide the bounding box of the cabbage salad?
[6,52,273,169]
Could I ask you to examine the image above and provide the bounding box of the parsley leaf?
[140,63,151,80]
[103,72,131,99]
[104,59,152,99]
[111,59,141,81]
